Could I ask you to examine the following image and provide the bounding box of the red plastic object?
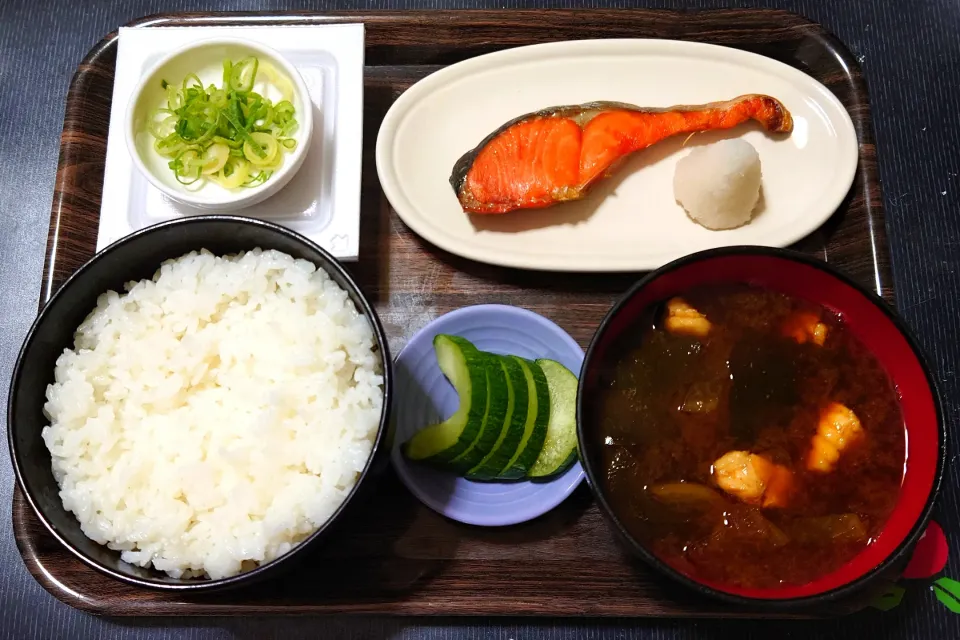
[902,521,948,579]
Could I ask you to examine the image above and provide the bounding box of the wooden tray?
[14,9,892,617]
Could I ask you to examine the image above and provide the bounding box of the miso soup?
[592,284,905,589]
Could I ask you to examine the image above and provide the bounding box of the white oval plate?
[376,39,858,272]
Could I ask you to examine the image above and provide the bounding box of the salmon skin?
[450,94,793,214]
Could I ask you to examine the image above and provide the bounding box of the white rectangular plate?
[99,24,365,260]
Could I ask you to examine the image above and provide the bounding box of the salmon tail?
[732,94,793,133]
[576,94,792,187]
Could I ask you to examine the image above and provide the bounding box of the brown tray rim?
[19,8,892,618]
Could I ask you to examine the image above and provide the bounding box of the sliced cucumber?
[402,335,489,463]
[465,354,529,481]
[497,357,550,480]
[446,352,510,473]
[527,359,579,479]
[403,337,578,483]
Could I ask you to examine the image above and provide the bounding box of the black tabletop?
[2,0,958,638]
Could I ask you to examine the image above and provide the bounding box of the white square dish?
[99,23,365,260]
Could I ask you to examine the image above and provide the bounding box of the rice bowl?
[40,247,384,580]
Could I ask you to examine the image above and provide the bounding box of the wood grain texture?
[17,9,893,618]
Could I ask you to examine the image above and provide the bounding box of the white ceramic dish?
[125,38,313,211]
[376,39,859,272]
[99,24,365,260]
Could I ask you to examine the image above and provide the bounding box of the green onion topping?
[147,56,299,189]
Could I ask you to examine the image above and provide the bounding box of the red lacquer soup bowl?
[577,246,946,608]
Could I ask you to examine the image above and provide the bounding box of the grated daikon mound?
[673,139,762,230]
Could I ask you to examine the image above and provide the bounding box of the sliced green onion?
[243,132,279,166]
[243,169,272,188]
[222,59,233,90]
[147,55,298,188]
[212,135,243,149]
[212,157,251,189]
[182,73,203,92]
[222,108,266,158]
[148,114,178,139]
[200,143,230,175]
[169,149,203,185]
[166,85,183,111]
[230,56,258,93]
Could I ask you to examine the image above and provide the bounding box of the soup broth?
[593,284,905,590]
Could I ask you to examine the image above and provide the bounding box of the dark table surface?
[2,0,959,638]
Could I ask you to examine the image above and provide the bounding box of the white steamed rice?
[41,248,384,579]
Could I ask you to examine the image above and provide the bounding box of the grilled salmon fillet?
[450,94,792,214]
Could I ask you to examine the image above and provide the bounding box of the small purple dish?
[391,304,585,526]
